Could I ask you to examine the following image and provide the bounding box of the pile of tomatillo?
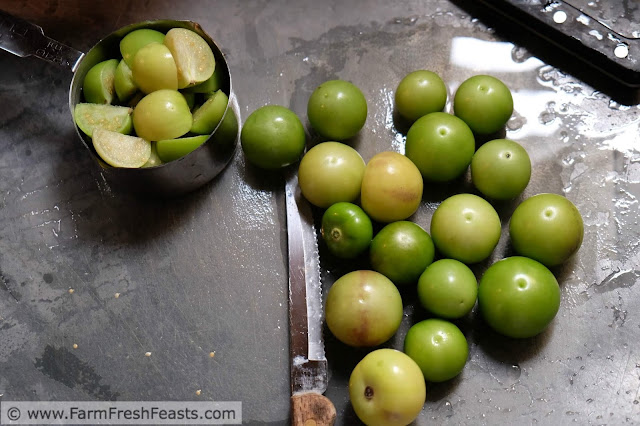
[241,71,583,426]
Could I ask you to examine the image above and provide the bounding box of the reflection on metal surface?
[450,37,544,72]
[375,86,406,154]
[231,168,276,231]
[511,90,561,137]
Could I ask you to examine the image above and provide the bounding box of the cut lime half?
[164,28,215,89]
[183,67,222,94]
[142,142,163,168]
[156,135,208,163]
[191,91,228,135]
[82,59,118,104]
[74,103,133,138]
[92,128,151,168]
[114,59,138,102]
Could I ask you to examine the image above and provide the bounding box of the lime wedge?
[120,29,165,67]
[156,135,208,163]
[82,59,118,104]
[92,128,151,168]
[74,103,133,137]
[164,28,215,89]
[191,90,228,135]
[114,59,138,102]
[182,67,222,94]
[142,142,163,168]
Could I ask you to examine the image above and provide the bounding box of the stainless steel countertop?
[0,1,639,424]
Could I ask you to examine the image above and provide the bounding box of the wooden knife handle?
[291,393,336,426]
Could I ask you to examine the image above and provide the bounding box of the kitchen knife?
[285,171,336,426]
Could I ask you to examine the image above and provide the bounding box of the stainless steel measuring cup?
[0,10,239,197]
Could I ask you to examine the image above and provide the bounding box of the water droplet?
[539,111,556,125]
[507,364,522,381]
[393,16,419,26]
[511,46,531,63]
[589,29,604,40]
[438,400,454,417]
[576,14,590,26]
[538,66,555,82]
[608,100,631,111]
[507,115,525,131]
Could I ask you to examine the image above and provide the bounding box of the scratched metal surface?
[0,1,639,425]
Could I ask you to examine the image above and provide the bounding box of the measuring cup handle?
[0,10,84,72]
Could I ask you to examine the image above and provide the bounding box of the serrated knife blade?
[285,171,336,426]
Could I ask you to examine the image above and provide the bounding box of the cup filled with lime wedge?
[0,12,239,197]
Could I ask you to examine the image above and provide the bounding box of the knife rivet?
[553,10,567,24]
[304,420,317,426]
[614,44,629,59]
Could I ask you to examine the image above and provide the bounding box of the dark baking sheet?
[0,1,639,425]
[566,0,640,38]
[460,0,640,91]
